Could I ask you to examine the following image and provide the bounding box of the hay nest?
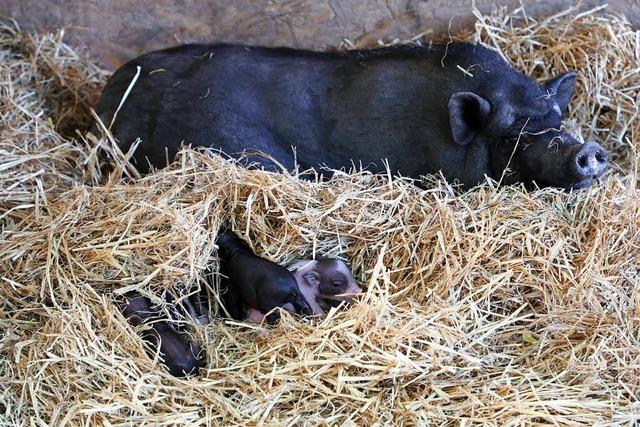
[1,5,639,425]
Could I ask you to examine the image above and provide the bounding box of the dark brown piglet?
[216,230,312,324]
[246,258,362,323]
[121,292,203,377]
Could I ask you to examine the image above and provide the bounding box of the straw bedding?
[1,5,639,425]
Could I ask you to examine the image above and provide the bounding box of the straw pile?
[1,5,639,425]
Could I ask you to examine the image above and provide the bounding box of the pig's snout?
[571,141,608,182]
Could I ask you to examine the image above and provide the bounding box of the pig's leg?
[257,302,281,325]
[264,311,281,325]
[255,291,312,324]
[288,290,313,316]
[243,309,271,339]
[220,279,246,321]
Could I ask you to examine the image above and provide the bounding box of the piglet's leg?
[257,302,281,325]
[244,303,312,328]
[289,291,313,316]
[243,308,272,339]
[220,279,246,321]
[264,311,280,325]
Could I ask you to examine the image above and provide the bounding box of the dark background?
[1,1,638,70]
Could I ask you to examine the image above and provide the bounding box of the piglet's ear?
[448,92,491,146]
[544,71,576,115]
[302,271,320,288]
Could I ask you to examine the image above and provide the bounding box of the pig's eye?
[331,281,344,288]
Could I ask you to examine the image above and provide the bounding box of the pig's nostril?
[573,142,608,181]
[578,154,589,169]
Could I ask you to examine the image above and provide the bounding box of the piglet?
[121,292,203,377]
[246,258,362,322]
[216,230,312,324]
[288,258,362,311]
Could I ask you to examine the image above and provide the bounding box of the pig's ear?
[448,92,491,146]
[302,271,320,288]
[544,71,577,115]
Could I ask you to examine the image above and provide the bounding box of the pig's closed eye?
[331,281,344,288]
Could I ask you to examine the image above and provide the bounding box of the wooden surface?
[1,0,638,69]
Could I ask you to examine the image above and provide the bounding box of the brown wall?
[1,1,638,70]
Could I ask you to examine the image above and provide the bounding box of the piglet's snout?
[571,141,608,180]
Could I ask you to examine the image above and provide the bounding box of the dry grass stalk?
[1,5,640,425]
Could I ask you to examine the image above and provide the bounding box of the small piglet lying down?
[217,230,312,324]
[245,259,362,323]
[284,258,361,312]
[120,292,203,377]
[216,230,361,323]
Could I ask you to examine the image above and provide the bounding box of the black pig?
[94,42,607,189]
[216,230,312,324]
[246,258,363,323]
[121,292,202,377]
